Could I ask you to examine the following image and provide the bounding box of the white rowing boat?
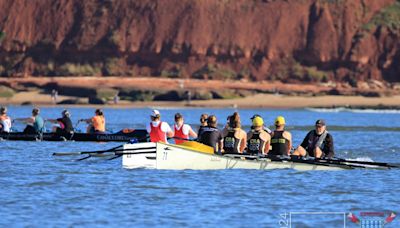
[52,141,398,170]
[122,142,350,171]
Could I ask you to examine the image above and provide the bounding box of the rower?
[46,110,74,135]
[293,119,334,158]
[197,115,223,154]
[146,109,174,143]
[14,107,44,134]
[246,116,271,155]
[222,112,247,154]
[0,106,12,132]
[173,113,197,144]
[80,109,105,133]
[269,116,292,156]
[197,113,208,136]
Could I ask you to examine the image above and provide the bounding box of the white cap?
[151,109,160,117]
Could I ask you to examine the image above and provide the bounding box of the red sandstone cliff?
[0,0,399,83]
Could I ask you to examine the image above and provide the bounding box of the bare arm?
[263,133,271,155]
[80,118,92,124]
[284,131,292,155]
[239,130,247,153]
[46,119,59,124]
[188,127,197,138]
[14,117,34,124]
[167,131,174,138]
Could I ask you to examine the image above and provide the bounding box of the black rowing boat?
[0,129,148,142]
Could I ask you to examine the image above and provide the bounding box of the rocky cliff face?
[0,0,400,83]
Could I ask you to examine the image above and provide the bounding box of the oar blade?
[53,152,82,156]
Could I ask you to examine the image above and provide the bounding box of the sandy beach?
[0,77,399,109]
[1,90,400,109]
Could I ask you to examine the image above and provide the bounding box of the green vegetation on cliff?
[363,1,400,31]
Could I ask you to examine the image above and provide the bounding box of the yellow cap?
[252,116,264,127]
[275,116,285,125]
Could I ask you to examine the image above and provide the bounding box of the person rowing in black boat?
[13,107,45,134]
[293,119,334,158]
[46,110,74,135]
[80,109,106,133]
[0,106,12,133]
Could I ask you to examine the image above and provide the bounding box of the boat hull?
[122,142,347,171]
[0,130,148,142]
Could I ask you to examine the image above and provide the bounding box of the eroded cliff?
[0,0,400,84]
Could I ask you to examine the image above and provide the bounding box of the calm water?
[0,106,399,227]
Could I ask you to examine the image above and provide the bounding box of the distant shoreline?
[1,77,400,109]
[1,91,400,110]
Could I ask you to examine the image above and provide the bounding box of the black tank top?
[198,126,222,153]
[270,130,289,156]
[197,125,206,137]
[223,130,240,154]
[247,130,265,155]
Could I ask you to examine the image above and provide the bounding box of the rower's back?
[222,112,246,154]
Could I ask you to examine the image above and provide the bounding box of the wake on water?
[306,107,400,114]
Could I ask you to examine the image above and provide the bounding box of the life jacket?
[92,115,105,132]
[247,130,265,155]
[307,130,328,155]
[223,129,240,154]
[174,124,188,144]
[270,130,289,156]
[150,122,167,143]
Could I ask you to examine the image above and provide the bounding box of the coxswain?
[269,116,292,156]
[173,113,197,144]
[221,112,247,154]
[146,109,174,143]
[81,109,105,133]
[46,110,74,135]
[246,116,271,155]
[293,119,334,158]
[14,107,44,134]
[0,106,12,132]
[198,115,223,153]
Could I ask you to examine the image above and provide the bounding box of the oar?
[327,157,400,168]
[73,120,81,132]
[75,155,91,161]
[53,144,125,156]
[53,146,155,156]
[170,136,198,142]
[53,134,150,156]
[223,154,398,169]
[280,156,398,169]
